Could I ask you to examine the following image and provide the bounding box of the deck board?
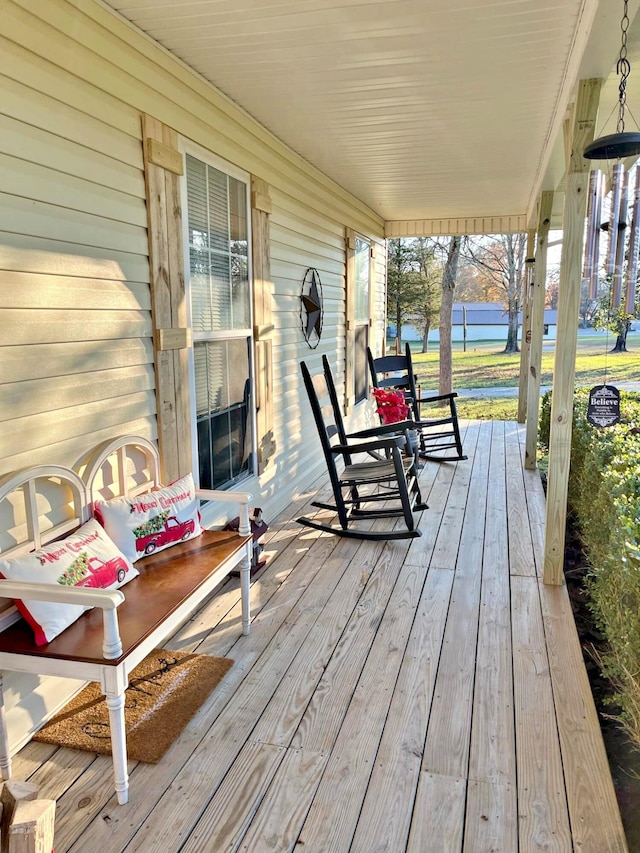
[6,421,627,852]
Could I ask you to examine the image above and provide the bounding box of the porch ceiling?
[104,0,640,231]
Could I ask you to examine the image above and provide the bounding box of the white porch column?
[543,79,601,585]
[524,191,554,470]
[517,229,537,423]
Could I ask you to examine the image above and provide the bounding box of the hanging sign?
[586,384,621,427]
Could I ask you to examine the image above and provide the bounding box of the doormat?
[33,648,233,763]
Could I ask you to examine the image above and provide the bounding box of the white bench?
[0,435,252,805]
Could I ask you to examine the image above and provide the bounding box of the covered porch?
[12,420,625,852]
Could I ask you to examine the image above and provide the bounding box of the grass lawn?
[401,333,640,390]
[386,333,640,421]
[455,397,519,421]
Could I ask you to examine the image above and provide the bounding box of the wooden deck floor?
[10,421,628,852]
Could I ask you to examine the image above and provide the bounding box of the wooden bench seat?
[0,529,247,664]
[0,436,253,805]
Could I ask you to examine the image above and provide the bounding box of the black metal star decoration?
[300,267,323,348]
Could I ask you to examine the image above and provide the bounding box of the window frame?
[345,228,375,411]
[179,139,258,490]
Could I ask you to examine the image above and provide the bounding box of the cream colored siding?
[372,240,388,356]
[0,0,385,751]
[267,192,348,506]
[0,57,154,475]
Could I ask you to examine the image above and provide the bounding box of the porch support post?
[543,79,601,585]
[517,228,537,422]
[524,191,554,469]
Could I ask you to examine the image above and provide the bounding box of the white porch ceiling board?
[103,0,638,227]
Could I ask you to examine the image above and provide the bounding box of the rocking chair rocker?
[298,356,428,540]
[368,344,466,462]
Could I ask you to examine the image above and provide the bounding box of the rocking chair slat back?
[367,344,466,463]
[298,358,427,540]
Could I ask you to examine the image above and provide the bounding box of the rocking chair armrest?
[417,392,458,405]
[332,435,405,455]
[347,420,417,439]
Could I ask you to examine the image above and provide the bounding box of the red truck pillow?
[93,473,202,564]
[0,519,137,645]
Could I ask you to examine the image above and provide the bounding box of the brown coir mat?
[33,649,233,763]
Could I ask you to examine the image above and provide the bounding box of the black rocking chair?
[368,343,466,462]
[298,356,428,540]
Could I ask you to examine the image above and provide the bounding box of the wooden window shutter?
[251,177,275,473]
[344,228,357,413]
[141,114,192,484]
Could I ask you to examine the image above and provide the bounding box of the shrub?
[540,388,640,741]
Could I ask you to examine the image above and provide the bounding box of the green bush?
[540,388,640,740]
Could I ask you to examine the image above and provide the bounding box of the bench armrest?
[195,489,252,504]
[0,581,125,660]
[195,489,253,537]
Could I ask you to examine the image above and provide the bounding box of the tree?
[411,238,442,352]
[386,239,423,348]
[454,258,502,302]
[545,274,559,309]
[439,236,462,395]
[465,233,527,353]
[592,282,636,352]
[579,277,598,328]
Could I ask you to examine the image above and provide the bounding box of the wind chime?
[581,0,640,427]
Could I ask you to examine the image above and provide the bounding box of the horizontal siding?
[0,154,147,227]
[0,365,155,422]
[0,5,153,493]
[0,271,150,311]
[268,190,348,503]
[1,418,157,475]
[0,339,153,384]
[0,39,142,138]
[0,113,145,196]
[0,234,150,283]
[372,240,387,355]
[1,74,143,166]
[0,195,147,256]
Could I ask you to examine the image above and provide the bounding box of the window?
[354,236,371,403]
[184,152,254,489]
[349,234,372,405]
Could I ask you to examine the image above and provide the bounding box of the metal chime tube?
[583,170,599,284]
[612,167,630,308]
[583,171,597,281]
[606,162,624,276]
[625,166,640,313]
[590,170,604,298]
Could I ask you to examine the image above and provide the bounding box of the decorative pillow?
[93,473,202,564]
[0,519,137,646]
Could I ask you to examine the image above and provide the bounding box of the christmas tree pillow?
[93,473,202,564]
[0,518,138,646]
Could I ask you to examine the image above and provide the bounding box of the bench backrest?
[82,435,161,506]
[0,465,92,630]
[0,436,162,565]
[0,466,90,560]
